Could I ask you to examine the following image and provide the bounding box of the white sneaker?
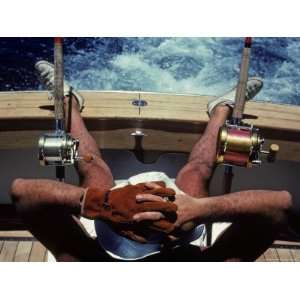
[35,60,84,111]
[207,77,263,117]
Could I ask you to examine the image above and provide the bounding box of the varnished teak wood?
[0,91,300,161]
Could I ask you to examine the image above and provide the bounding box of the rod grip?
[54,37,65,123]
[232,37,252,120]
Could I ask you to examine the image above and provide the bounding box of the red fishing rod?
[54,37,65,181]
[54,37,65,133]
[223,37,253,193]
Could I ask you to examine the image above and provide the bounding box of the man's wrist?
[193,196,216,224]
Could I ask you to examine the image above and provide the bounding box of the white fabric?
[115,171,185,192]
[211,222,231,244]
[94,172,206,260]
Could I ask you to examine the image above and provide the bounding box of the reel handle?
[260,143,279,163]
[267,144,279,163]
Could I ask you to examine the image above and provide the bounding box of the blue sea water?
[0,37,300,105]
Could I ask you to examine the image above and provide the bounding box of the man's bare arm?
[11,178,85,214]
[134,184,292,230]
[182,190,292,226]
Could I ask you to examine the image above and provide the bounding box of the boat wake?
[1,37,300,105]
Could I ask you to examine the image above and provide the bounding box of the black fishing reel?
[216,122,279,168]
[38,132,79,166]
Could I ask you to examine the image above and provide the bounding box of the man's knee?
[176,162,211,197]
[79,160,113,189]
[179,159,214,182]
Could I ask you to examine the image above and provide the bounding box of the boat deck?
[258,242,300,262]
[0,231,47,262]
[0,230,299,262]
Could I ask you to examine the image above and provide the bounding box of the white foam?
[64,38,300,104]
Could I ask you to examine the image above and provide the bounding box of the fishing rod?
[38,37,80,181]
[205,37,280,246]
[54,37,66,181]
[216,37,279,193]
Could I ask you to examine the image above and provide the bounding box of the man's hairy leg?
[11,178,113,261]
[176,105,230,197]
[67,97,113,189]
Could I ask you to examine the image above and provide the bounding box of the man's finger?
[145,182,164,189]
[136,194,166,202]
[133,211,165,222]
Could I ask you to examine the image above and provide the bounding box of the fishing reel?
[216,122,279,168]
[38,132,79,166]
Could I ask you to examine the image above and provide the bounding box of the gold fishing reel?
[38,132,79,166]
[216,122,279,167]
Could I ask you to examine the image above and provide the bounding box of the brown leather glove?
[81,181,177,235]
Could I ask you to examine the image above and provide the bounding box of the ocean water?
[0,37,300,105]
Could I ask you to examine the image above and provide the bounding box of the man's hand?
[81,181,178,242]
[134,182,205,237]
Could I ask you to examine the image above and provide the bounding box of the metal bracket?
[131,93,148,116]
